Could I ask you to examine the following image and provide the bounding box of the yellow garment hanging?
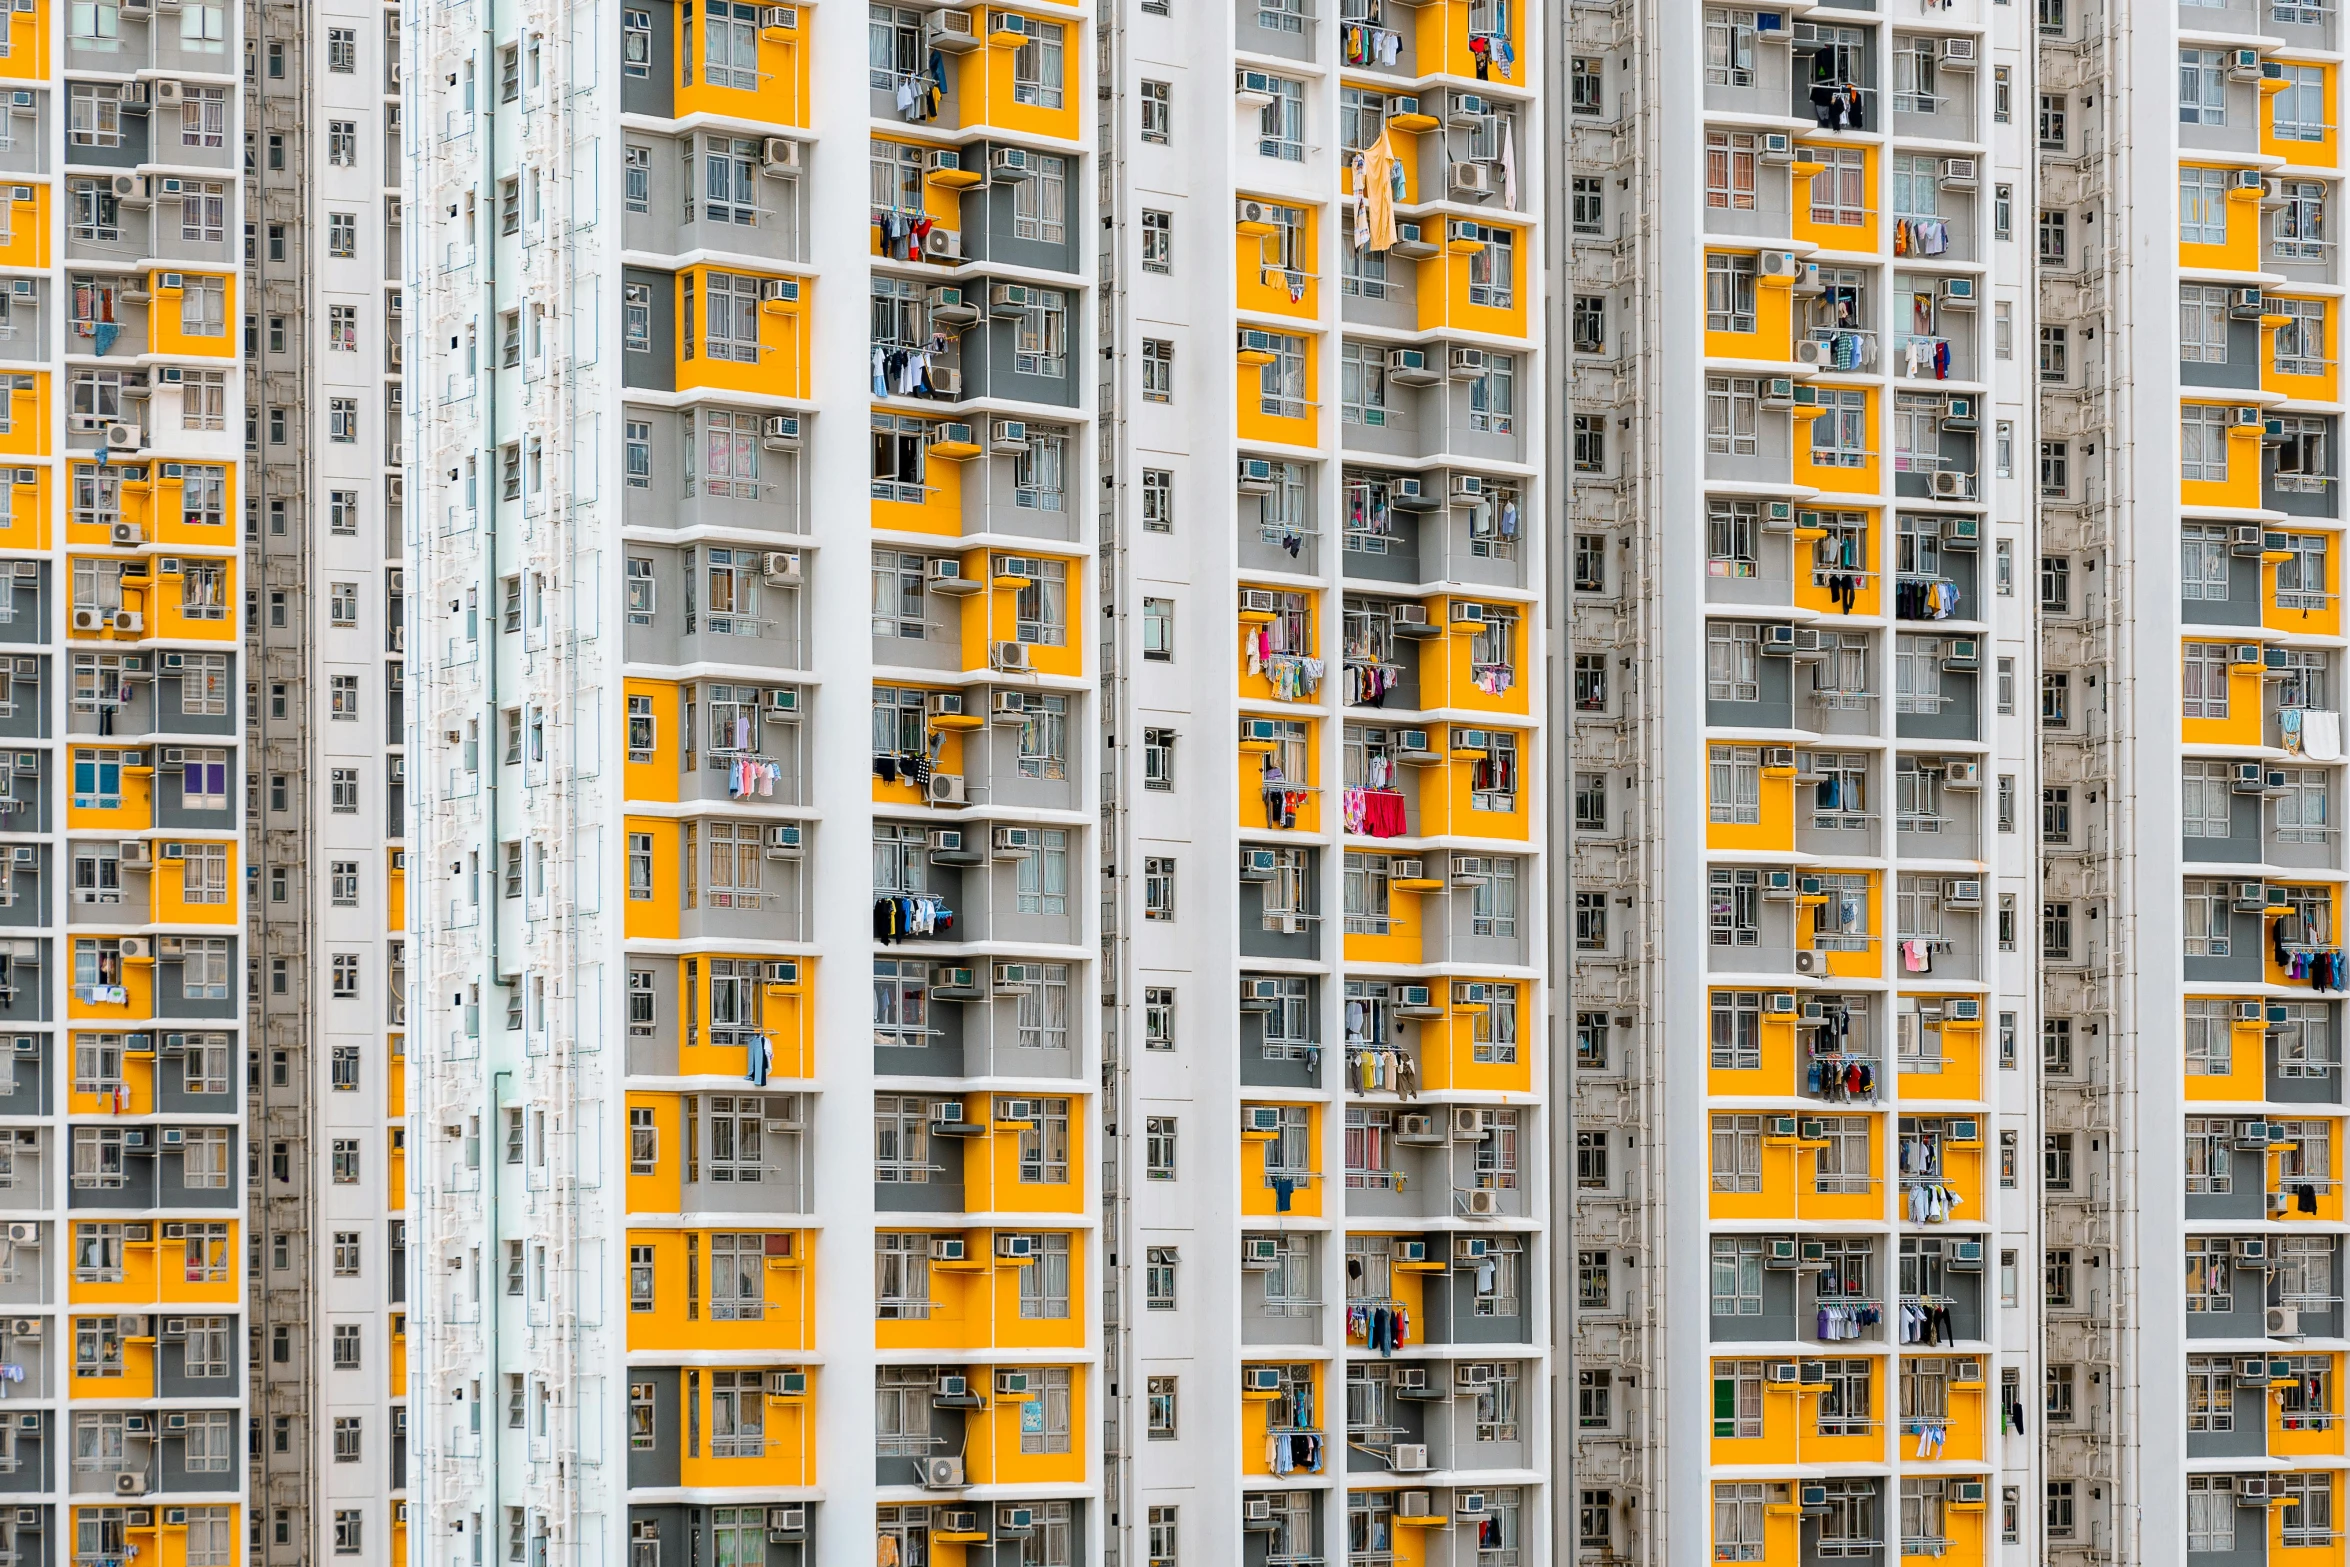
[1362,130,1400,253]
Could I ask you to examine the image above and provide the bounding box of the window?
[1572,175,1605,233]
[2180,166,2229,245]
[1711,1114,1763,1193]
[1008,16,1064,106]
[2039,323,2070,384]
[1572,292,1605,351]
[2180,521,2232,602]
[1141,338,1172,401]
[1715,1484,1782,1562]
[1572,56,1603,112]
[1256,73,1305,160]
[2277,296,2330,379]
[2186,1236,2234,1311]
[1140,78,1170,141]
[1138,595,1176,661]
[2183,641,2234,718]
[1012,155,1068,245]
[2276,415,2333,490]
[1706,253,1758,333]
[2180,48,2228,123]
[1143,856,1175,921]
[2180,878,2244,961]
[1705,375,1758,455]
[2282,1474,2336,1550]
[2182,404,2233,484]
[2036,89,2066,147]
[2279,178,2328,259]
[2040,439,2070,496]
[1140,208,1171,273]
[2188,1477,2237,1555]
[2038,206,2069,267]
[2179,283,2232,364]
[1706,621,1759,702]
[69,84,123,146]
[1709,746,1761,826]
[1706,130,1756,209]
[1470,353,1516,434]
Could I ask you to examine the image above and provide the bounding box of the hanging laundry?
[872,894,953,944]
[1360,130,1401,252]
[2304,708,2343,762]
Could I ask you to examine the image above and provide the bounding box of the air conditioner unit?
[989,147,1035,182]
[1939,36,1976,66]
[992,641,1031,671]
[930,1236,967,1260]
[2269,1306,2302,1337]
[1761,131,1795,164]
[1246,1105,1284,1133]
[1448,160,1495,197]
[927,774,966,805]
[1795,339,1832,367]
[1237,458,1277,493]
[1387,347,1436,384]
[990,419,1029,453]
[763,824,803,859]
[920,1456,966,1489]
[1463,1189,1501,1216]
[1928,469,1973,499]
[759,137,802,175]
[760,414,801,449]
[1938,158,1977,189]
[1390,221,1437,259]
[1794,949,1824,975]
[761,550,802,585]
[925,9,978,49]
[923,227,962,261]
[1759,249,1798,280]
[1392,1443,1430,1472]
[1447,347,1487,379]
[1939,277,1977,308]
[105,424,140,452]
[109,522,142,547]
[2229,45,2263,79]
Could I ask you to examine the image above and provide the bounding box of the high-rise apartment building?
[242,0,407,1560]
[400,0,1100,1563]
[2038,0,2350,1559]
[1099,1,1553,1564]
[398,0,1550,1555]
[0,0,259,1561]
[1564,2,2048,1564]
[378,0,2350,1563]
